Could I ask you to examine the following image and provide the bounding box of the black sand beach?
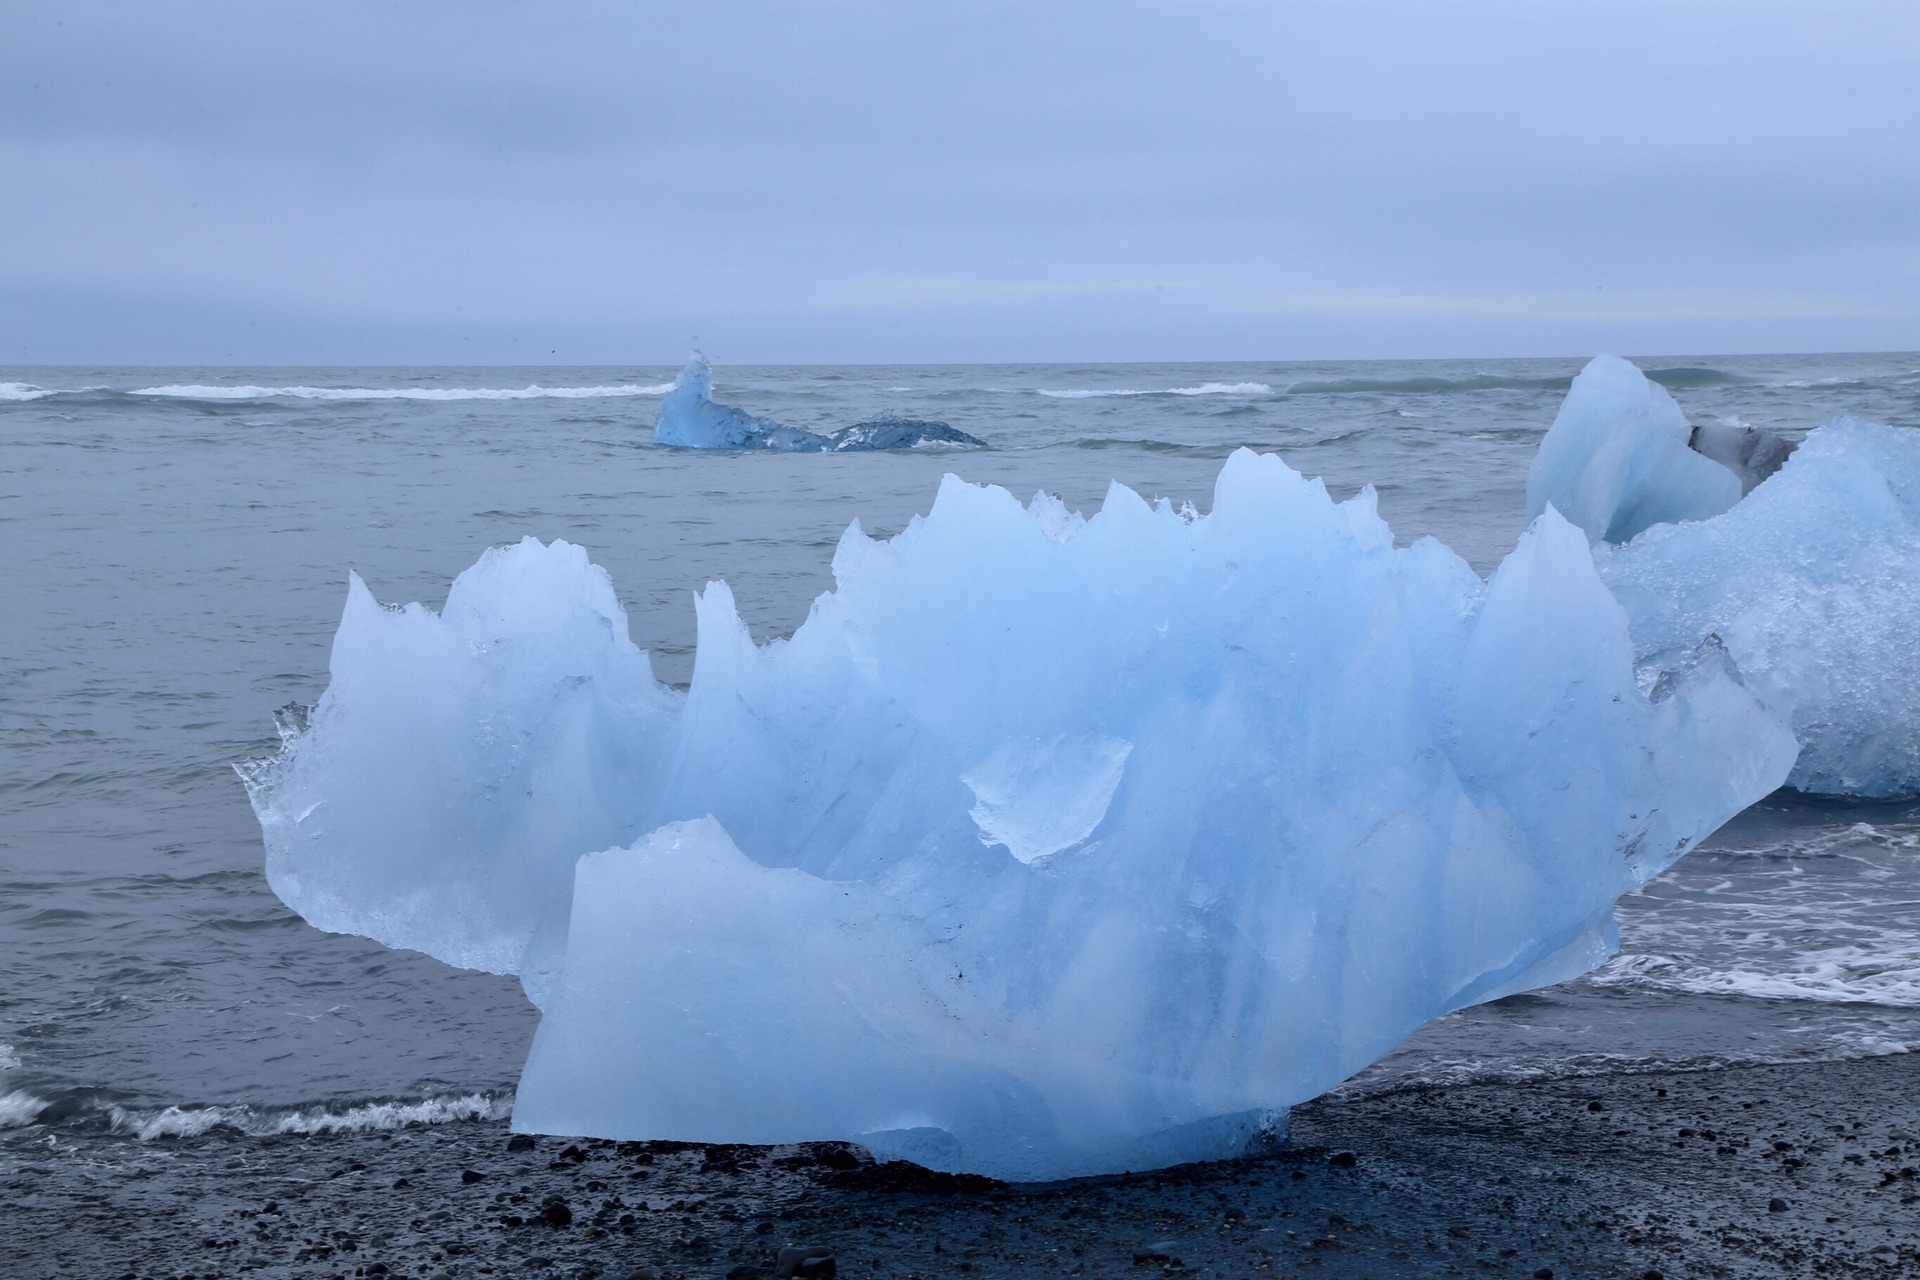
[6,1054,1915,1279]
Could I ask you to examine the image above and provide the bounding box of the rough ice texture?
[240,539,680,999]
[245,450,1794,1181]
[651,355,982,451]
[1599,418,1920,798]
[1527,355,1745,543]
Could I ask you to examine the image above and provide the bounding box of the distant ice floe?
[653,355,984,451]
[246,448,1791,1180]
[1532,356,1920,799]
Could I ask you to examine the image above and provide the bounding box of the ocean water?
[2,354,1917,1140]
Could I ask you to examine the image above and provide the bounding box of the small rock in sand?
[775,1245,837,1278]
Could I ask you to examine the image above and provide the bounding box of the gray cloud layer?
[4,1,1916,362]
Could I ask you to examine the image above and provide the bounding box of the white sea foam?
[0,381,58,401]
[0,1043,17,1072]
[131,383,676,402]
[1711,821,1920,861]
[110,1092,513,1141]
[1592,948,1920,1007]
[1036,382,1271,399]
[0,1090,50,1129]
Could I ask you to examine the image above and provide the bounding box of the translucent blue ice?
[1527,354,1744,543]
[1599,418,1920,798]
[245,450,1793,1179]
[1519,355,1918,797]
[651,355,982,451]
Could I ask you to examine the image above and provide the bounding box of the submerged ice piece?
[651,355,982,451]
[830,413,985,451]
[1599,417,1920,798]
[247,450,1794,1180]
[1527,354,1753,543]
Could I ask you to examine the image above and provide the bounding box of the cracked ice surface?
[245,449,1793,1180]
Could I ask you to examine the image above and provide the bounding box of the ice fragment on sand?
[248,450,1795,1180]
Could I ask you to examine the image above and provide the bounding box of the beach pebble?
[508,1134,538,1152]
[1769,1197,1789,1212]
[1533,1269,1554,1279]
[1328,1151,1358,1167]
[461,1169,485,1184]
[774,1245,837,1278]
[541,1196,574,1226]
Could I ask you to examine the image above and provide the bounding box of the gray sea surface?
[2,354,1917,1136]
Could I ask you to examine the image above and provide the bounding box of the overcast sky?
[4,2,1916,364]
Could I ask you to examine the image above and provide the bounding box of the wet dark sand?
[6,1054,1916,1279]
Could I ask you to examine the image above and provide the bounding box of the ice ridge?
[246,449,1793,1180]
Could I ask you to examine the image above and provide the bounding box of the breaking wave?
[0,1090,46,1130]
[1591,949,1920,1008]
[1642,366,1744,389]
[108,1092,514,1140]
[1281,373,1575,395]
[0,1088,513,1137]
[0,381,60,401]
[131,383,676,403]
[1277,368,1737,396]
[1035,382,1272,399]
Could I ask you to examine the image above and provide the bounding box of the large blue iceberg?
[652,355,983,452]
[1530,356,1920,798]
[244,449,1793,1180]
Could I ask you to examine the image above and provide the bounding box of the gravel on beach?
[5,1054,1916,1279]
